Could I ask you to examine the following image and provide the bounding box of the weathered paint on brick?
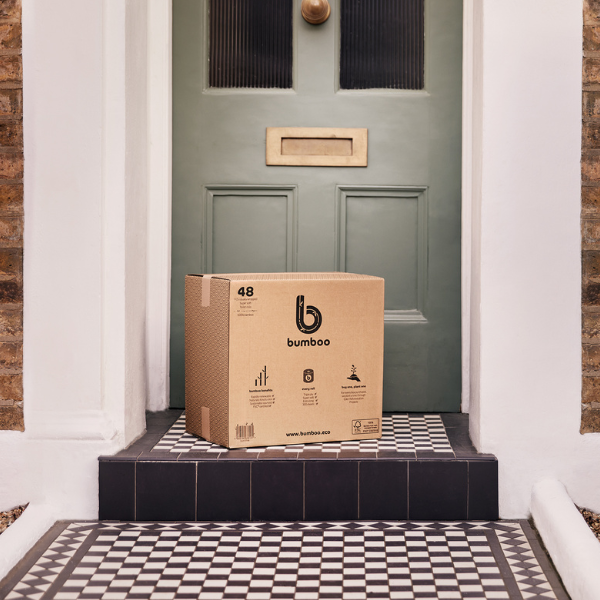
[584,92,600,120]
[0,23,20,49]
[581,406,600,433]
[582,186,600,214]
[0,373,22,402]
[0,405,22,431]
[583,281,600,306]
[0,216,22,243]
[585,0,600,24]
[582,218,600,243]
[0,308,22,337]
[585,25,600,52]
[0,0,21,433]
[583,122,600,149]
[583,250,600,280]
[583,343,600,370]
[584,57,600,85]
[0,184,22,213]
[0,153,23,180]
[583,376,600,404]
[0,89,21,117]
[0,340,21,368]
[0,121,23,148]
[0,280,22,302]
[583,313,600,339]
[0,248,21,276]
[0,0,21,21]
[582,153,600,182]
[582,9,600,430]
[0,55,21,84]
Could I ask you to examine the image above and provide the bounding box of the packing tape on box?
[201,275,212,307]
[201,406,210,439]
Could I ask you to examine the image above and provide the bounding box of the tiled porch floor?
[152,413,455,456]
[0,520,567,600]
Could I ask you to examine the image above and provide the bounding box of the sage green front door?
[171,0,463,411]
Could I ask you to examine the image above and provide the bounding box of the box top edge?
[186,272,384,282]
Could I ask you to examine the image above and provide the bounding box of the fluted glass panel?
[340,0,424,90]
[209,0,293,89]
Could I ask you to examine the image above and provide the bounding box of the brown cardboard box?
[185,272,384,448]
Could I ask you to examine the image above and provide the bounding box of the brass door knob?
[301,0,331,25]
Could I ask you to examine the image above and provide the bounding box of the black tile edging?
[0,522,69,598]
[99,455,499,522]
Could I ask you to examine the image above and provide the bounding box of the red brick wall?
[0,0,23,431]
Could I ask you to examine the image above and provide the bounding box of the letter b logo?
[296,295,322,334]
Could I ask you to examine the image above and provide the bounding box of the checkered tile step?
[1,521,565,600]
[152,413,453,455]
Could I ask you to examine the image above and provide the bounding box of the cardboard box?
[185,272,384,448]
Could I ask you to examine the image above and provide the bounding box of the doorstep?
[98,411,498,522]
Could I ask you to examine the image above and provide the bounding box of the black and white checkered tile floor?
[152,414,453,455]
[1,521,567,600]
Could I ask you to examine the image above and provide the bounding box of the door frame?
[145,0,480,414]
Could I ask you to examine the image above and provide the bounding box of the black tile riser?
[305,462,358,521]
[99,457,498,521]
[136,462,197,521]
[198,462,251,521]
[359,461,408,520]
[409,461,468,520]
[252,462,304,521]
[99,461,135,521]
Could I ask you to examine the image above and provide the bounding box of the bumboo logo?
[287,295,330,348]
[296,295,322,334]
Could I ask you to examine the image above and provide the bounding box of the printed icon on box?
[347,365,361,382]
[296,295,322,334]
[353,420,362,433]
[255,366,268,387]
[303,369,314,383]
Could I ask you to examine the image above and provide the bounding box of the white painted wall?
[0,0,151,518]
[146,1,173,413]
[467,0,595,517]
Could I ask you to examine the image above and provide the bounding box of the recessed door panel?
[346,197,418,310]
[337,186,427,316]
[206,186,297,273]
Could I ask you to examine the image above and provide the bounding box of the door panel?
[345,196,419,310]
[205,186,297,273]
[171,0,462,411]
[337,186,427,316]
